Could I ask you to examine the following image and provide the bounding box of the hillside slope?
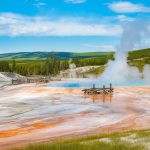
[0,51,114,60]
[0,48,149,60]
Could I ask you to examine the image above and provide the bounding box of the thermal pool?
[0,84,150,149]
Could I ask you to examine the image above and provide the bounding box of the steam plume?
[101,19,150,84]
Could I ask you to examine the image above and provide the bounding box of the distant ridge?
[0,48,149,60]
[0,51,114,60]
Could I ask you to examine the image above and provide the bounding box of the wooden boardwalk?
[82,83,113,95]
[27,77,49,83]
[12,79,26,85]
[12,77,49,85]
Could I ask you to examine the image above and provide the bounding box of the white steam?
[143,65,150,81]
[101,20,150,84]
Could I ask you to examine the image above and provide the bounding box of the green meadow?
[13,129,150,150]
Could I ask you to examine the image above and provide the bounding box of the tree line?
[0,54,114,76]
[72,56,114,67]
[0,54,69,76]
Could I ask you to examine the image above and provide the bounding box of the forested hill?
[0,48,149,76]
[0,48,149,60]
[0,51,113,60]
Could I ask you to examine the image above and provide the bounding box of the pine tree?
[12,60,16,72]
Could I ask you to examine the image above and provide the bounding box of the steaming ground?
[100,59,150,85]
[0,83,150,150]
[101,20,150,84]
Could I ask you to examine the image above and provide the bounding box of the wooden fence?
[82,83,113,95]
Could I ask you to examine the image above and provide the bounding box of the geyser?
[101,19,150,84]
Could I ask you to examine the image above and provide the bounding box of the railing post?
[110,83,112,90]
[93,84,95,89]
[103,85,105,93]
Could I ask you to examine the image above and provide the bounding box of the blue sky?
[0,0,150,53]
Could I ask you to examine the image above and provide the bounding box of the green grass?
[19,141,143,150]
[127,48,150,72]
[71,52,114,58]
[136,129,150,138]
[128,48,150,60]
[12,129,150,150]
[87,65,105,75]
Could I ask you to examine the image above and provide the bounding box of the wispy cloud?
[33,0,46,8]
[108,1,150,13]
[82,44,115,51]
[65,0,86,4]
[116,15,135,22]
[0,13,122,37]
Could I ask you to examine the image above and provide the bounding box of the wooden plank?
[82,84,113,95]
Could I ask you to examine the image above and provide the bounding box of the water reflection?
[84,94,113,104]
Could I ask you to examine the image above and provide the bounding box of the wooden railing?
[82,83,113,95]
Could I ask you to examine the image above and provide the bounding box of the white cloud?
[0,13,122,37]
[82,44,115,51]
[108,1,150,13]
[65,0,86,4]
[117,15,135,22]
